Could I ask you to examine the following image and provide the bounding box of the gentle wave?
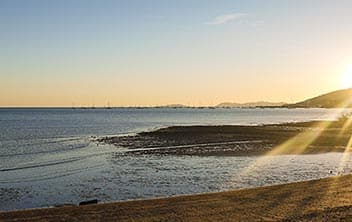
[0,163,106,183]
[0,137,91,157]
[0,150,113,172]
[0,158,82,172]
[0,143,89,158]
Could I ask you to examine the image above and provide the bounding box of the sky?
[1,0,352,107]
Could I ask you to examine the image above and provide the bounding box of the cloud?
[206,13,247,25]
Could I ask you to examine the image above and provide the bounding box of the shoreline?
[1,174,351,221]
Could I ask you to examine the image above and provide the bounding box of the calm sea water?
[1,108,352,211]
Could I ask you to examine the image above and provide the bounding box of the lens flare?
[237,99,352,178]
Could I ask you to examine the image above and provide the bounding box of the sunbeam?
[237,101,352,178]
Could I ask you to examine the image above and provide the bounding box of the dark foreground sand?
[1,175,351,221]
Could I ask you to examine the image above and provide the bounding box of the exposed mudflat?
[98,120,352,156]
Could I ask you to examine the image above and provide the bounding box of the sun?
[341,64,352,89]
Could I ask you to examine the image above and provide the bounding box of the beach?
[3,1,352,220]
[1,174,351,221]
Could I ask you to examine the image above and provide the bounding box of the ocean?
[1,108,352,211]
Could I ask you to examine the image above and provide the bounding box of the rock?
[79,199,98,206]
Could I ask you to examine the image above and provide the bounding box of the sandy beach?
[4,0,352,219]
[3,0,352,220]
[1,174,351,221]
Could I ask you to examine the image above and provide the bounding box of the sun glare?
[341,64,352,89]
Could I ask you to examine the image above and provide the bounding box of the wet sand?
[99,120,352,156]
[1,174,351,221]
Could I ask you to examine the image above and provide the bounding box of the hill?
[288,88,352,108]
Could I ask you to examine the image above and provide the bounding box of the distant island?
[151,102,285,109]
[155,88,352,108]
[66,88,352,109]
[216,101,286,108]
